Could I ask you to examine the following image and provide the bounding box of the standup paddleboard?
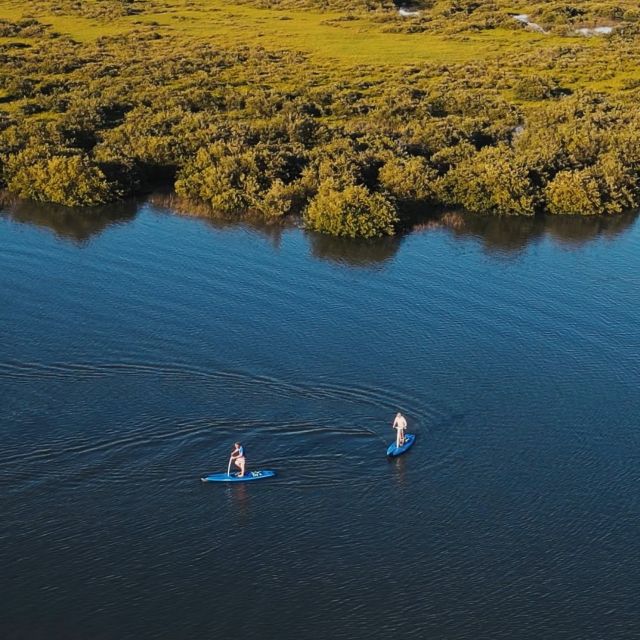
[387,434,415,457]
[201,470,276,483]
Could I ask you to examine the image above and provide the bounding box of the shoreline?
[3,190,637,256]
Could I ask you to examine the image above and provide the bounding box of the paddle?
[227,456,233,477]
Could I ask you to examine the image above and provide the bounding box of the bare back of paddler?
[392,412,407,448]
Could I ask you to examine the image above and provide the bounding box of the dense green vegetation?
[1,0,640,236]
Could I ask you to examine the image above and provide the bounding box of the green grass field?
[0,0,612,66]
[1,0,636,94]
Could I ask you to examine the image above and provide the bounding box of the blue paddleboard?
[387,434,416,457]
[201,470,276,483]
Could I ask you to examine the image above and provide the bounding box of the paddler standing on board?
[393,412,407,448]
[229,442,246,477]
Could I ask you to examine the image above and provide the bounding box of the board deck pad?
[387,434,416,457]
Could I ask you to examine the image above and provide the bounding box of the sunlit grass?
[0,0,614,68]
[2,0,639,97]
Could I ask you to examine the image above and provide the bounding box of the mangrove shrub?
[440,145,535,216]
[304,181,398,238]
[6,150,112,206]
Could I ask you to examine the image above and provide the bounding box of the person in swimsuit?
[392,412,407,448]
[230,442,246,477]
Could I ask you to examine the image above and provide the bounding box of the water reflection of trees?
[308,232,401,268]
[148,192,286,252]
[543,213,638,247]
[150,193,402,266]
[421,210,638,254]
[3,189,636,259]
[1,194,139,245]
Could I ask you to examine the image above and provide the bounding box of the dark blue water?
[1,199,639,640]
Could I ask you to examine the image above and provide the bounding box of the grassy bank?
[1,0,640,236]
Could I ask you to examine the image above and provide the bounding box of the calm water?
[1,199,639,640]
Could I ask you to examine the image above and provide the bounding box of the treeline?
[1,1,640,237]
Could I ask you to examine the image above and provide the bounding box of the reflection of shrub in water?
[423,210,638,254]
[148,192,287,250]
[437,211,542,254]
[544,211,638,248]
[439,212,466,231]
[308,231,401,268]
[2,193,139,244]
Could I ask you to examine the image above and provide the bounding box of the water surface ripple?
[1,202,639,640]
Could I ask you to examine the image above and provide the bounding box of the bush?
[304,180,398,238]
[257,178,308,218]
[623,9,640,22]
[440,144,535,215]
[6,151,113,206]
[378,156,437,202]
[175,146,261,215]
[544,168,603,215]
[513,76,558,101]
[593,151,637,213]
